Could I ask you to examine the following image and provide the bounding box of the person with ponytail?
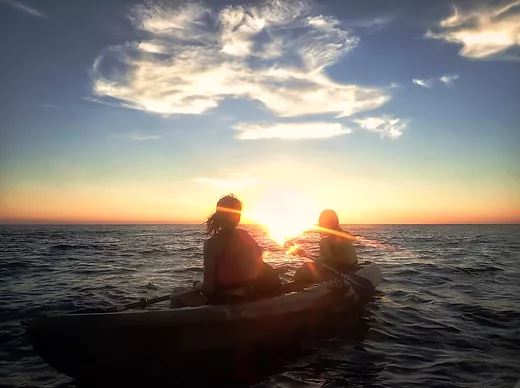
[200,194,280,303]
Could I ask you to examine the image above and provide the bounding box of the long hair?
[319,209,341,232]
[206,194,242,237]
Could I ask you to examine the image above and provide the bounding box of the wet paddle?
[70,294,171,314]
[287,245,348,280]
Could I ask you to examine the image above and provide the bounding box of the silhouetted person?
[200,194,280,303]
[318,209,358,271]
[294,209,358,284]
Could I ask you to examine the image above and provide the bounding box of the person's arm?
[202,240,217,294]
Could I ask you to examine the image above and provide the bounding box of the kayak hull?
[27,264,382,383]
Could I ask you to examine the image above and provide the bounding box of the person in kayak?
[199,194,280,303]
[294,209,358,284]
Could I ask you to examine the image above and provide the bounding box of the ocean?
[1,224,519,387]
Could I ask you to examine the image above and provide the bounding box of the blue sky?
[0,0,519,223]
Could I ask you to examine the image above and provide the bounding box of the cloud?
[412,78,433,88]
[129,134,162,141]
[413,74,459,89]
[39,103,60,109]
[439,74,459,86]
[1,0,45,17]
[109,132,162,141]
[353,116,406,139]
[343,15,393,33]
[235,121,351,140]
[91,0,389,118]
[426,1,520,60]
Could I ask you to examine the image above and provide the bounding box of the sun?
[246,190,319,245]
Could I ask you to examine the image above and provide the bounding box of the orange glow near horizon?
[1,157,519,226]
[244,190,321,244]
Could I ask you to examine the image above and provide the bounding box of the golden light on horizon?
[245,189,320,245]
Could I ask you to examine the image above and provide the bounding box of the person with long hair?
[317,209,358,272]
[294,209,358,284]
[200,194,280,303]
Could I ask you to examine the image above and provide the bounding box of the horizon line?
[1,222,519,226]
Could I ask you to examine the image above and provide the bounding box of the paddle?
[70,294,171,314]
[287,245,348,280]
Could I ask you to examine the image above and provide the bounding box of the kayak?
[26,263,382,384]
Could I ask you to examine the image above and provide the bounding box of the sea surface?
[1,224,519,387]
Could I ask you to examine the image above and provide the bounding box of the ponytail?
[206,194,242,237]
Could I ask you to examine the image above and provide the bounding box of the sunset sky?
[1,0,519,224]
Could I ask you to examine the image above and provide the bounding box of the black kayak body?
[26,264,382,384]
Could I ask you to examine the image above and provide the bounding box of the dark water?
[1,224,519,387]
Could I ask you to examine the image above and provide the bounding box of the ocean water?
[1,224,519,387]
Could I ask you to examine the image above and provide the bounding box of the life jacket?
[320,235,358,271]
[215,229,264,290]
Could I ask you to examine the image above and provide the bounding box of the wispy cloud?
[129,134,162,141]
[426,0,520,60]
[353,116,407,139]
[235,122,351,140]
[109,132,162,141]
[1,0,45,17]
[412,78,433,88]
[39,103,60,109]
[91,0,389,118]
[343,15,393,34]
[413,74,459,89]
[439,74,459,86]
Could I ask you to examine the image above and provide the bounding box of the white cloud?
[439,74,459,86]
[426,1,520,60]
[412,78,433,88]
[235,121,351,140]
[91,0,389,118]
[353,116,407,139]
[110,132,162,141]
[129,134,162,141]
[413,74,459,89]
[1,0,45,17]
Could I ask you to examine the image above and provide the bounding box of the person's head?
[206,194,242,236]
[318,209,340,231]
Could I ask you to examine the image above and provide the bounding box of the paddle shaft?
[116,294,170,311]
[300,254,348,280]
[69,294,171,314]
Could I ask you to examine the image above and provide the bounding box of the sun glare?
[246,190,320,245]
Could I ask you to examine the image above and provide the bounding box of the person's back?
[201,194,280,303]
[204,228,263,290]
[319,235,357,272]
[318,209,358,272]
[293,209,358,285]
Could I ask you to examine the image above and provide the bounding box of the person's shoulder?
[236,228,253,238]
[236,228,261,246]
[320,236,333,245]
